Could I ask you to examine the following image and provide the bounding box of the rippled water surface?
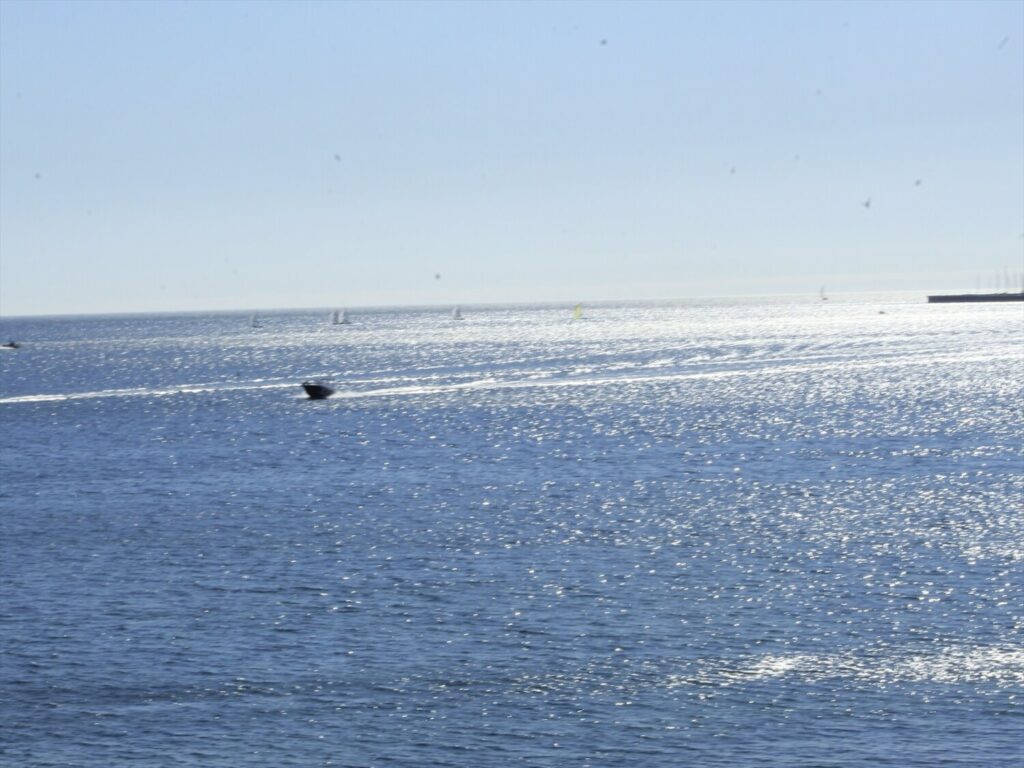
[2,295,1022,766]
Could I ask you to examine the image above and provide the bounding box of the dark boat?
[1,341,20,349]
[927,292,1024,303]
[302,381,335,399]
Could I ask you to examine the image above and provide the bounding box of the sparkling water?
[2,294,1021,766]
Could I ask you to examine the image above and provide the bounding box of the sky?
[1,0,1022,316]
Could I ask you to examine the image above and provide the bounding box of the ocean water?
[1,294,1022,767]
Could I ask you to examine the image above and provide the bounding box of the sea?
[1,294,1022,767]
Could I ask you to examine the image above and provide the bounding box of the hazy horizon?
[3,286,1020,321]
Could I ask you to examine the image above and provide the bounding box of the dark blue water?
[2,297,1022,766]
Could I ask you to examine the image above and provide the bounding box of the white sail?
[452,306,463,320]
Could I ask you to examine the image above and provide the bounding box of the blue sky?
[1,0,1021,316]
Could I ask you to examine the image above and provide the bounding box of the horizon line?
[0,288,984,320]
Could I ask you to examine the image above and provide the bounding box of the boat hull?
[302,382,335,400]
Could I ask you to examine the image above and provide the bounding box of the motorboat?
[302,381,335,399]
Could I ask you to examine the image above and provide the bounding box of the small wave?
[675,645,1024,688]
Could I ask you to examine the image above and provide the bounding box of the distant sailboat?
[819,286,828,301]
[452,306,463,320]
[249,313,260,328]
[331,309,351,325]
[573,303,583,320]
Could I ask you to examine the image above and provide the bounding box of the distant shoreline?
[927,292,1024,303]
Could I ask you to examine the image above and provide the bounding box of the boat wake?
[0,380,295,404]
[0,351,998,406]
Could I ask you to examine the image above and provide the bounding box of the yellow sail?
[573,303,583,320]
